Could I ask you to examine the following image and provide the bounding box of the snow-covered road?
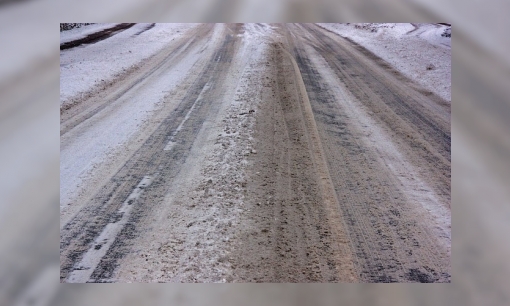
[60,23,450,283]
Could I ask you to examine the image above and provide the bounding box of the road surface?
[60,23,450,283]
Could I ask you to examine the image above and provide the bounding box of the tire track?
[302,24,451,207]
[231,41,357,282]
[280,45,358,281]
[60,23,136,50]
[134,23,156,36]
[286,24,450,282]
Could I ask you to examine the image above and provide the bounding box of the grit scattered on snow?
[60,23,199,107]
[318,23,451,102]
[113,25,276,283]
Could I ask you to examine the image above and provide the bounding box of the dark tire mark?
[60,23,136,50]
[134,23,156,36]
[406,23,419,35]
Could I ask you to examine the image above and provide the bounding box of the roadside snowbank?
[318,23,451,102]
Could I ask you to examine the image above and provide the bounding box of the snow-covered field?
[318,23,451,102]
[60,23,199,108]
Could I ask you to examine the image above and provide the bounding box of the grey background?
[0,0,508,305]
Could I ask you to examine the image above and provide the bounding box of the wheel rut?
[60,23,136,50]
[231,40,357,282]
[286,23,450,282]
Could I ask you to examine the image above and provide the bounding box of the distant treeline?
[60,23,94,32]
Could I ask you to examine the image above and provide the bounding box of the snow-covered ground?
[60,23,120,44]
[317,23,451,102]
[60,23,199,108]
